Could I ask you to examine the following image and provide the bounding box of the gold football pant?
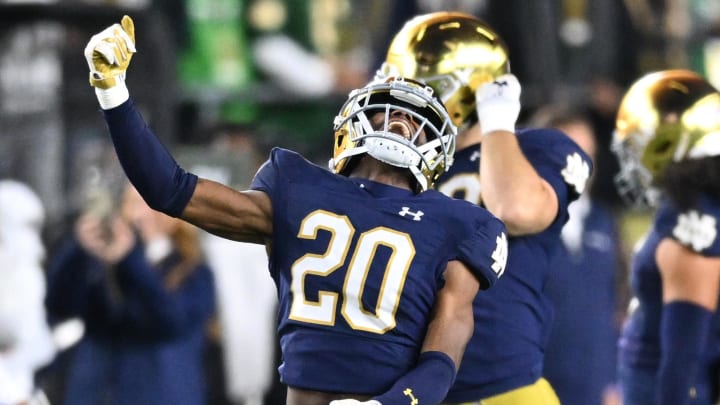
[448,378,561,405]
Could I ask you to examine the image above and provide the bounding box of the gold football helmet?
[612,69,720,207]
[329,76,457,192]
[380,11,510,128]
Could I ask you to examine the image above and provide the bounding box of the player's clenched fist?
[475,73,522,136]
[84,15,136,89]
[84,15,136,110]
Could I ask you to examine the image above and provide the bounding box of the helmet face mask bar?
[329,77,457,191]
[378,11,510,128]
[611,129,662,208]
[612,69,720,208]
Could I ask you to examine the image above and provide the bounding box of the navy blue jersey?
[619,195,720,397]
[435,128,592,401]
[249,148,507,394]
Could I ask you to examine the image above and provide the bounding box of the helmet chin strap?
[328,145,369,174]
[329,137,429,191]
[365,135,421,168]
[365,135,429,191]
[409,166,428,191]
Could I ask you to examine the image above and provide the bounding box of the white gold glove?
[475,73,521,136]
[83,15,136,109]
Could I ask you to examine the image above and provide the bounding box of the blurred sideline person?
[83,15,508,405]
[45,182,216,405]
[380,12,592,404]
[530,105,625,405]
[0,180,55,405]
[202,237,276,405]
[185,124,280,405]
[613,70,720,405]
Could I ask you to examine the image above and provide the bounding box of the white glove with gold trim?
[83,15,136,109]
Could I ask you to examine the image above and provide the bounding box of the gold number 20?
[289,210,416,334]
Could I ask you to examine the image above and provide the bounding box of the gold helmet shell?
[382,11,510,127]
[612,69,720,207]
[329,77,457,192]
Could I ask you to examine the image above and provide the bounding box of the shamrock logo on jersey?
[491,232,508,277]
[561,152,590,195]
[673,210,717,252]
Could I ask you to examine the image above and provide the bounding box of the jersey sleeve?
[517,128,594,211]
[250,147,311,198]
[456,212,508,289]
[656,197,720,256]
[250,147,281,195]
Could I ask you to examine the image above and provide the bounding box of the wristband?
[476,96,520,136]
[657,301,712,405]
[373,351,456,405]
[479,112,518,136]
[95,82,129,110]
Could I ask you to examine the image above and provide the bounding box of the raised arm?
[84,16,272,243]
[475,74,559,235]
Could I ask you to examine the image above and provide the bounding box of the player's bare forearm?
[181,179,272,244]
[421,260,479,367]
[475,74,558,235]
[658,239,720,309]
[480,131,558,235]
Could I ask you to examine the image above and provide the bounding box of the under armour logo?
[399,207,424,221]
[403,388,419,405]
[494,79,508,87]
[470,150,481,162]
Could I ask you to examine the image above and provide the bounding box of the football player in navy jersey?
[83,16,508,405]
[613,70,720,405]
[379,12,593,404]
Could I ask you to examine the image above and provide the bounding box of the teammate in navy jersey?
[379,12,592,404]
[613,70,720,405]
[83,16,508,405]
[532,105,625,405]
